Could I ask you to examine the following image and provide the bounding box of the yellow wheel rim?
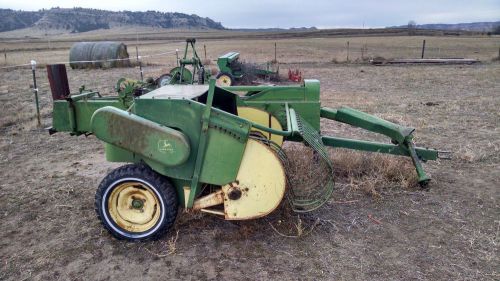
[107,181,161,233]
[216,74,232,86]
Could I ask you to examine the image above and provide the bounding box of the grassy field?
[0,31,499,280]
[0,28,499,67]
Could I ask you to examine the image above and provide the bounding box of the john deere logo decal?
[158,140,174,153]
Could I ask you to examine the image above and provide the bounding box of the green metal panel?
[219,52,240,60]
[91,106,191,167]
[52,101,72,131]
[133,98,203,180]
[200,111,250,183]
[322,136,438,161]
[303,79,320,101]
[52,98,125,134]
[217,52,240,75]
[319,107,337,120]
[334,106,415,144]
[169,66,193,85]
[133,95,250,185]
[170,178,192,204]
[235,80,322,131]
[105,143,138,163]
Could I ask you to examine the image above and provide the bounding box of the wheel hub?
[131,198,144,209]
[216,75,232,86]
[107,182,161,232]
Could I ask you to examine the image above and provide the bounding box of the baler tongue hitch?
[319,106,437,185]
[47,64,446,240]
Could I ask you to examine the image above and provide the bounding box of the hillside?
[0,8,225,33]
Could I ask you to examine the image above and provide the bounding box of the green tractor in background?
[158,38,279,87]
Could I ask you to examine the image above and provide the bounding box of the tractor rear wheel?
[215,72,234,86]
[95,163,178,241]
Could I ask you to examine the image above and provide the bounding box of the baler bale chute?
[47,63,447,240]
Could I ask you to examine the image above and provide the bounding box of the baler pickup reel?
[47,63,447,240]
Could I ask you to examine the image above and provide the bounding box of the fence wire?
[0,49,178,70]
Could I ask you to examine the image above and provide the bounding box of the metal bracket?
[437,150,453,160]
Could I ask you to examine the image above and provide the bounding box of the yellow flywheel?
[237,106,284,146]
[222,139,286,220]
[107,181,161,233]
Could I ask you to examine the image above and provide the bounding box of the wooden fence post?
[31,60,41,127]
[346,41,350,62]
[135,46,143,81]
[421,40,426,59]
[275,42,277,62]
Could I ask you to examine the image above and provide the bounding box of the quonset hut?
[69,42,130,69]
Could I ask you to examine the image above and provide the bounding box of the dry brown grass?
[331,149,419,196]
[457,142,500,163]
[144,230,180,257]
[1,34,499,68]
[284,144,418,198]
[268,214,320,238]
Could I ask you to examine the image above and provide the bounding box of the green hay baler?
[47,64,445,241]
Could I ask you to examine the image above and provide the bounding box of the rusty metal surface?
[46,64,70,100]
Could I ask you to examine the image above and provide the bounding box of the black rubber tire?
[95,163,178,241]
[215,72,235,86]
[198,67,205,85]
[156,74,172,87]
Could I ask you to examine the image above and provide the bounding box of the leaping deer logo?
[158,140,174,153]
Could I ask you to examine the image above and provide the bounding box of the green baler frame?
[50,77,444,212]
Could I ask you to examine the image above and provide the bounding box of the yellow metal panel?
[183,187,190,208]
[237,106,284,146]
[192,189,224,210]
[222,139,286,220]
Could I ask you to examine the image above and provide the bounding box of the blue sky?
[1,0,499,28]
